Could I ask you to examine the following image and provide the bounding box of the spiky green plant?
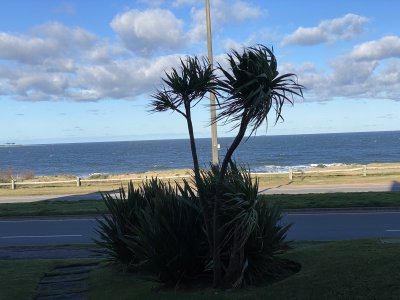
[125,180,209,287]
[150,56,217,178]
[216,45,304,181]
[144,44,303,289]
[186,162,294,288]
[94,182,147,266]
[243,199,296,286]
[95,179,210,287]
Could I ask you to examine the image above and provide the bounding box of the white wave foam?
[254,163,347,173]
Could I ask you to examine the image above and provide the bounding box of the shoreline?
[0,162,399,198]
[21,162,400,180]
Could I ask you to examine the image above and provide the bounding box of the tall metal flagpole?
[205,0,219,165]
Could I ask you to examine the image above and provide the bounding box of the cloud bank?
[0,5,399,104]
[281,14,369,46]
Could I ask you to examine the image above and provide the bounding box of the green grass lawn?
[266,191,400,210]
[2,240,400,299]
[0,192,399,217]
[88,239,400,300]
[0,259,95,300]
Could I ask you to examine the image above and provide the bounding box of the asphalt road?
[1,211,400,246]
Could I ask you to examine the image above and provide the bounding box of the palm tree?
[150,56,217,179]
[150,56,217,255]
[150,45,303,288]
[217,45,304,181]
[212,44,304,287]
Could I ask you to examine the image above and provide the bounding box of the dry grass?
[0,163,399,197]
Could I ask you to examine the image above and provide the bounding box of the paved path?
[34,262,100,300]
[0,192,103,204]
[0,182,398,204]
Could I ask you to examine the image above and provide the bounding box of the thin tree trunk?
[213,113,249,288]
[219,114,249,183]
[184,102,214,261]
[212,191,221,287]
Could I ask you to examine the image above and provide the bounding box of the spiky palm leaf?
[150,56,217,118]
[217,45,304,135]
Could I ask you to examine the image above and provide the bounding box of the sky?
[0,0,399,144]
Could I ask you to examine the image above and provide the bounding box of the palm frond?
[149,56,218,115]
[216,44,304,134]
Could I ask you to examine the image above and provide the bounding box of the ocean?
[0,131,399,177]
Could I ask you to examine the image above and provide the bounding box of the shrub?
[0,168,34,182]
[95,179,210,287]
[0,168,13,183]
[94,182,146,266]
[95,165,296,288]
[193,163,295,287]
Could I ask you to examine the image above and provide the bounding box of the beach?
[1,162,399,198]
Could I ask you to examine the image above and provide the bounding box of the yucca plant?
[95,178,210,287]
[125,180,209,287]
[94,182,147,267]
[243,199,296,285]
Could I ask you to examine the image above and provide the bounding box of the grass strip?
[264,191,400,209]
[88,239,400,299]
[0,200,107,217]
[0,192,399,217]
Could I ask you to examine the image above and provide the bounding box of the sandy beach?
[0,162,399,199]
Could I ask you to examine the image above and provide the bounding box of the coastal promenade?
[0,182,398,204]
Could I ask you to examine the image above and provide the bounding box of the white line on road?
[0,218,97,223]
[0,234,83,239]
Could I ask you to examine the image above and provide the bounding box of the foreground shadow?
[391,181,400,192]
[48,192,106,202]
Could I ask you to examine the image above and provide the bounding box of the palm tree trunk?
[185,103,200,177]
[184,102,215,263]
[219,113,249,183]
[213,113,249,287]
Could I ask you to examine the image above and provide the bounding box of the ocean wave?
[253,163,347,173]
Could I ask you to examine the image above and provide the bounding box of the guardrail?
[1,165,400,190]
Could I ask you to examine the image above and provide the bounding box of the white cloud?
[281,14,369,46]
[14,73,68,97]
[0,19,185,102]
[351,36,400,61]
[0,22,96,65]
[281,41,400,102]
[110,9,185,55]
[0,32,58,64]
[188,0,262,43]
[222,35,256,52]
[72,55,181,100]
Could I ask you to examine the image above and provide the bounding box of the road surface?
[1,210,400,246]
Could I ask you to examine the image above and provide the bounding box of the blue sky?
[0,0,399,144]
